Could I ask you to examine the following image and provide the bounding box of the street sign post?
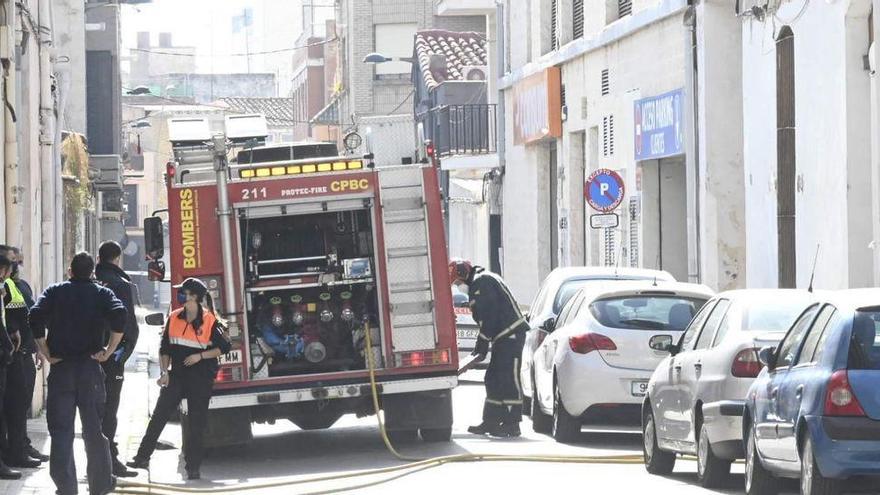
[585,168,625,213]
[590,213,619,229]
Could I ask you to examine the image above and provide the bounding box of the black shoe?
[0,462,21,480]
[4,456,41,468]
[126,457,149,470]
[113,459,138,478]
[186,469,201,480]
[26,446,49,462]
[467,423,495,435]
[488,423,522,438]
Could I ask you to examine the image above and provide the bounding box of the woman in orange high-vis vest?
[126,277,230,481]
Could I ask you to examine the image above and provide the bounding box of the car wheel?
[530,373,552,434]
[697,422,731,488]
[745,423,778,495]
[800,436,840,495]
[642,406,675,475]
[419,427,452,443]
[551,380,581,443]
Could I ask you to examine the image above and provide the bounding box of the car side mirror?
[145,312,165,326]
[540,317,557,333]
[144,216,165,260]
[523,311,530,322]
[758,346,777,370]
[147,260,166,282]
[650,335,675,353]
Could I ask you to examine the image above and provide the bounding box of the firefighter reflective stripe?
[493,317,525,342]
[513,357,522,402]
[4,279,25,309]
[478,333,491,341]
[167,308,216,350]
[485,398,504,406]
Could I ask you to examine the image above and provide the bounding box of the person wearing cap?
[94,241,140,478]
[0,255,22,480]
[29,252,127,495]
[449,258,527,438]
[127,277,230,481]
[0,245,43,471]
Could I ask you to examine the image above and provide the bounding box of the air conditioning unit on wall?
[461,65,488,81]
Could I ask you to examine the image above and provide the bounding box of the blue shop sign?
[634,89,684,161]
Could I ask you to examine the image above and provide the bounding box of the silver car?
[642,289,815,488]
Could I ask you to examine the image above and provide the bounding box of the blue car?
[743,289,880,495]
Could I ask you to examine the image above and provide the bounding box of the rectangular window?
[551,0,559,50]
[573,0,585,39]
[374,23,417,78]
[618,0,632,18]
[603,115,614,156]
[601,69,610,96]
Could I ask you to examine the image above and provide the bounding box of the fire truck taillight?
[395,349,450,368]
[238,160,363,179]
[215,366,242,383]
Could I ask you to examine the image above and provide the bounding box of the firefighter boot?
[126,457,149,470]
[488,422,522,438]
[467,422,498,435]
[113,458,138,478]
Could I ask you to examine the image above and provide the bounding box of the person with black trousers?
[127,277,230,481]
[0,255,22,480]
[94,241,140,478]
[0,245,43,470]
[30,252,127,495]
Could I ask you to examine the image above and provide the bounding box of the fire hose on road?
[113,324,646,494]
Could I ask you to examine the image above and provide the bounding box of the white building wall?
[500,1,688,301]
[742,0,872,290]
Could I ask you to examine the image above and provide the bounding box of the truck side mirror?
[541,317,556,333]
[147,260,166,282]
[144,216,165,260]
[758,346,777,370]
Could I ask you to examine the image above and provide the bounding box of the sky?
[120,0,309,76]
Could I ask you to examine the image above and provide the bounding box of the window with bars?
[603,115,615,156]
[573,0,585,39]
[619,0,632,17]
[601,69,610,96]
[629,197,639,267]
[551,0,559,51]
[603,228,617,267]
[560,84,566,108]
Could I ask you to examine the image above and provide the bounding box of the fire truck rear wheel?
[419,427,452,442]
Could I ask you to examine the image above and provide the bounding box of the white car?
[641,289,815,487]
[529,281,713,442]
[521,267,676,408]
[452,284,485,365]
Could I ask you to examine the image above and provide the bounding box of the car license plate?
[631,380,649,397]
[218,350,242,365]
[457,328,479,340]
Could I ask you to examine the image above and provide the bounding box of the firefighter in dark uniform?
[449,259,527,438]
[127,277,230,481]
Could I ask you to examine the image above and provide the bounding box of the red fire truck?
[143,115,457,445]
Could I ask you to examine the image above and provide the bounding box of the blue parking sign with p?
[585,169,625,213]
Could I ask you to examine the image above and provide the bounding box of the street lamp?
[362,52,414,64]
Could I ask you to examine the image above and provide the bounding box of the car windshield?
[589,296,707,331]
[742,301,810,332]
[849,310,880,370]
[553,277,658,313]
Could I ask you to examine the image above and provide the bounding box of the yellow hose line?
[114,322,646,494]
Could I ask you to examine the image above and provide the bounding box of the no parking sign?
[584,168,625,213]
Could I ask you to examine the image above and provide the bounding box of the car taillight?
[569,333,616,354]
[395,349,451,367]
[824,370,866,417]
[731,348,762,378]
[536,331,547,347]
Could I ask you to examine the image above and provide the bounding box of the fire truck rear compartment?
[241,208,384,378]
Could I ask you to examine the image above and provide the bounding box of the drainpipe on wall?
[683,1,701,283]
[48,0,62,279]
[493,0,506,274]
[38,0,56,287]
[2,0,19,247]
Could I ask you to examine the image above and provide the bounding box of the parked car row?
[515,267,880,495]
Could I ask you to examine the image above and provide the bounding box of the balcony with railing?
[422,103,497,158]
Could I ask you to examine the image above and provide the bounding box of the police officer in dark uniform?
[94,241,140,478]
[0,255,22,480]
[30,252,127,495]
[449,259,527,438]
